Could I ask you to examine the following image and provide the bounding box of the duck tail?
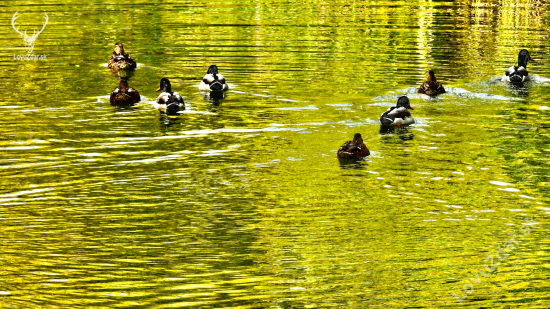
[379,116,394,127]
[166,102,181,115]
[210,80,224,92]
[509,72,523,83]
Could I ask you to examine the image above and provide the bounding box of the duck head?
[207,65,219,75]
[352,133,364,144]
[427,70,437,82]
[396,96,413,110]
[114,42,125,55]
[156,78,172,93]
[518,49,533,68]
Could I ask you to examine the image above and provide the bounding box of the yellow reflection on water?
[1,1,550,308]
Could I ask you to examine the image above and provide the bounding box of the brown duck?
[337,133,370,159]
[107,42,137,71]
[418,70,445,95]
[110,80,140,105]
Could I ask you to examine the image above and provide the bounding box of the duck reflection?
[506,82,530,98]
[379,126,415,142]
[338,157,368,170]
[112,68,134,80]
[202,91,226,105]
[158,114,182,134]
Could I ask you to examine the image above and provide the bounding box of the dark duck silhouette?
[418,70,446,95]
[337,133,370,159]
[107,42,137,71]
[502,49,534,84]
[199,65,228,96]
[379,96,415,128]
[110,80,140,105]
[156,78,184,115]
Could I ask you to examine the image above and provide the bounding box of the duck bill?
[156,87,161,92]
[408,106,414,110]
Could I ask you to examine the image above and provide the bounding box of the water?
[1,0,550,307]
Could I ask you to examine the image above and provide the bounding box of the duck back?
[108,53,137,71]
[379,106,414,127]
[157,91,184,114]
[418,81,445,95]
[200,73,228,92]
[504,66,529,83]
[337,141,370,158]
[110,86,140,105]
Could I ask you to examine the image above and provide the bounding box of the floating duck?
[107,43,137,71]
[379,96,415,128]
[199,65,228,96]
[418,70,446,95]
[337,133,370,159]
[156,78,184,115]
[110,80,140,105]
[502,49,534,84]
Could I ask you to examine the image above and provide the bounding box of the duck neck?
[518,56,529,68]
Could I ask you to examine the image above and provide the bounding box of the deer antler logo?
[11,11,48,53]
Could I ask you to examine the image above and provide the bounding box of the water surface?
[1,0,550,308]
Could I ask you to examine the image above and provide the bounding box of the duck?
[110,80,140,105]
[337,133,370,159]
[199,65,228,96]
[156,78,184,115]
[418,70,446,95]
[502,49,534,83]
[107,42,137,71]
[379,96,415,128]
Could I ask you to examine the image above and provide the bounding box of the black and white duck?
[156,78,184,115]
[502,49,534,84]
[199,65,228,96]
[379,96,415,128]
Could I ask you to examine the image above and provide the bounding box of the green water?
[1,0,550,307]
